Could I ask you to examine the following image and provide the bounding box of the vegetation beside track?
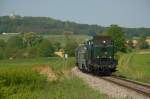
[115,51,150,84]
[0,57,108,99]
[43,34,91,46]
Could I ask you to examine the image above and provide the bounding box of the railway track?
[72,67,150,98]
[101,76,150,97]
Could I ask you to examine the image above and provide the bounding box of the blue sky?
[0,0,150,28]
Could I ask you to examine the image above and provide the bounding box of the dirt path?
[72,67,149,99]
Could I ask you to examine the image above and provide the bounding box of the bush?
[23,32,43,47]
[64,40,78,56]
[107,25,126,53]
[38,40,55,57]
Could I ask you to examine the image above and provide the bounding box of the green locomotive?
[75,36,117,75]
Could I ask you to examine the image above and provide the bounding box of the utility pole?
[64,54,68,69]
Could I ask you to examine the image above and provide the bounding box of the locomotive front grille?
[92,58,114,66]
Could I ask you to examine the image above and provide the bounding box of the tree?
[23,32,43,47]
[38,40,55,57]
[64,40,78,56]
[107,25,126,52]
[53,42,61,51]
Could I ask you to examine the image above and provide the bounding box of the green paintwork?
[93,45,114,58]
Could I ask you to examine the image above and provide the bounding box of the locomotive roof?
[93,36,112,40]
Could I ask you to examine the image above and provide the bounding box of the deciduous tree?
[107,25,126,52]
[23,32,43,47]
[38,40,55,57]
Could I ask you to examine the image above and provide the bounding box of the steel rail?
[101,76,150,97]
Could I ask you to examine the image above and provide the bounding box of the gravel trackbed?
[72,67,150,99]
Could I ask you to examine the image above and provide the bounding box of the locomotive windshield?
[92,36,114,58]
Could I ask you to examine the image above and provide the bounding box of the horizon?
[0,0,150,28]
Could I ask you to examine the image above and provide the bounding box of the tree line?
[0,25,149,60]
[0,32,78,60]
[107,25,149,53]
[0,16,150,37]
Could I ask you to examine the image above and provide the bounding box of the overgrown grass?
[115,52,150,83]
[0,57,108,99]
[0,64,47,99]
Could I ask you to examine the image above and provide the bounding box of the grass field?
[0,34,91,44]
[0,57,108,99]
[115,51,150,83]
[0,34,15,41]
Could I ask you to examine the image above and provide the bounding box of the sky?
[0,0,150,28]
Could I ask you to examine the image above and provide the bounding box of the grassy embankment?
[115,50,150,83]
[0,57,108,99]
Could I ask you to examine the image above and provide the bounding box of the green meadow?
[0,34,150,99]
[116,51,150,83]
[0,57,108,99]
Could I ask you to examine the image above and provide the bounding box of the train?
[75,36,118,75]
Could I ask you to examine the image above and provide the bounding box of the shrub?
[38,40,55,57]
[0,67,47,98]
[64,40,78,56]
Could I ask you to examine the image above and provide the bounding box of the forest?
[0,16,150,37]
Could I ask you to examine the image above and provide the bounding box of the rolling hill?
[0,16,150,37]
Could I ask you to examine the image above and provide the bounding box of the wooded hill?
[0,16,150,37]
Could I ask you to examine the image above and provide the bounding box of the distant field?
[0,34,15,41]
[43,34,91,46]
[115,51,150,83]
[0,34,91,42]
[0,57,108,99]
[0,34,91,48]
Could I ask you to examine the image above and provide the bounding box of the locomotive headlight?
[103,40,106,43]
[84,47,87,50]
[88,42,91,45]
